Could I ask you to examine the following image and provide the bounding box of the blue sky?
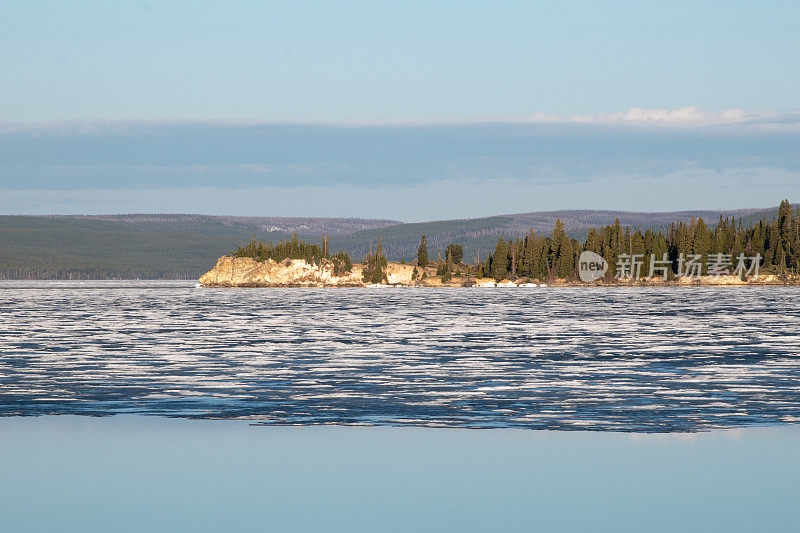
[2,0,799,120]
[1,1,798,219]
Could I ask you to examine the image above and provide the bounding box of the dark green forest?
[0,216,238,279]
[231,233,354,276]
[0,203,795,279]
[232,233,331,265]
[478,200,800,281]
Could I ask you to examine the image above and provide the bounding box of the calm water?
[1,281,800,432]
[1,416,799,532]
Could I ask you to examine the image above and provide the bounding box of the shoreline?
[199,256,800,288]
[199,279,800,288]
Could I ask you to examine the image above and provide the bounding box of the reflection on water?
[1,281,800,431]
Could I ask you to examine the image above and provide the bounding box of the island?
[199,236,480,287]
[199,200,800,287]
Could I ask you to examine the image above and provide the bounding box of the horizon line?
[3,107,800,135]
[9,200,793,224]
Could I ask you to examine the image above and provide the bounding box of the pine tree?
[231,234,330,265]
[445,243,463,264]
[557,237,575,279]
[322,235,330,258]
[551,219,566,265]
[481,255,492,279]
[777,199,794,271]
[550,219,575,279]
[332,249,353,276]
[491,239,509,280]
[585,227,602,254]
[441,248,454,282]
[693,218,711,271]
[523,230,536,277]
[362,239,388,284]
[510,245,517,278]
[417,236,429,267]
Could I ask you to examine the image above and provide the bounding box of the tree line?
[477,200,800,281]
[231,200,800,284]
[231,233,355,276]
[232,233,344,265]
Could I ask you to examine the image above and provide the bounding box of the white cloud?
[341,107,798,129]
[519,107,800,128]
[564,107,774,126]
[1,107,798,135]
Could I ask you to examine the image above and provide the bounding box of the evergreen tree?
[585,227,602,254]
[231,234,327,265]
[510,244,517,278]
[321,235,330,258]
[417,236,429,267]
[777,199,795,272]
[693,218,711,274]
[441,248,454,282]
[557,237,575,278]
[362,239,388,284]
[445,243,463,264]
[550,219,575,278]
[551,219,566,264]
[332,249,353,276]
[491,239,509,280]
[480,255,492,278]
[522,230,537,277]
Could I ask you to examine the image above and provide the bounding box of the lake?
[1,281,799,431]
[1,281,799,531]
[0,417,798,532]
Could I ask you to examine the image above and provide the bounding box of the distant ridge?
[42,214,401,236]
[504,207,770,234]
[41,205,776,236]
[330,205,786,261]
[1,203,791,279]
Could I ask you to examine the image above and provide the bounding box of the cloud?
[419,107,799,129]
[2,167,797,221]
[1,111,797,217]
[1,107,799,136]
[557,107,778,126]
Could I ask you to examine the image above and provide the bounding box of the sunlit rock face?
[199,257,469,287]
[199,256,370,286]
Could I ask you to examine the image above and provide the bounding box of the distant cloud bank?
[1,108,798,219]
[525,107,794,127]
[2,107,800,135]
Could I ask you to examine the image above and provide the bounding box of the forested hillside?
[331,206,783,263]
[480,200,800,281]
[0,205,791,279]
[0,217,274,279]
[0,215,391,279]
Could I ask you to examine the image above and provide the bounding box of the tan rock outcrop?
[199,257,475,287]
[199,256,364,287]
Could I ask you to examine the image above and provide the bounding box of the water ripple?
[1,280,799,431]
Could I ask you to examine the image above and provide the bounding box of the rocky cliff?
[199,256,418,287]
